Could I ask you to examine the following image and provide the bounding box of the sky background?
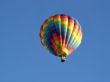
[0,0,110,82]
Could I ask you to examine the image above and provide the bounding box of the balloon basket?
[61,56,66,62]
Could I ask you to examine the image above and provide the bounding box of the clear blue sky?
[0,0,110,82]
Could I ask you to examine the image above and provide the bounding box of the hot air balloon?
[40,14,82,62]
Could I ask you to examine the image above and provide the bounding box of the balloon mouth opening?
[56,48,69,62]
[58,48,67,62]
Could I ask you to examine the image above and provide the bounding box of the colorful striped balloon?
[40,14,82,62]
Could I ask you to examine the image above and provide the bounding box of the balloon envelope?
[40,14,82,61]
